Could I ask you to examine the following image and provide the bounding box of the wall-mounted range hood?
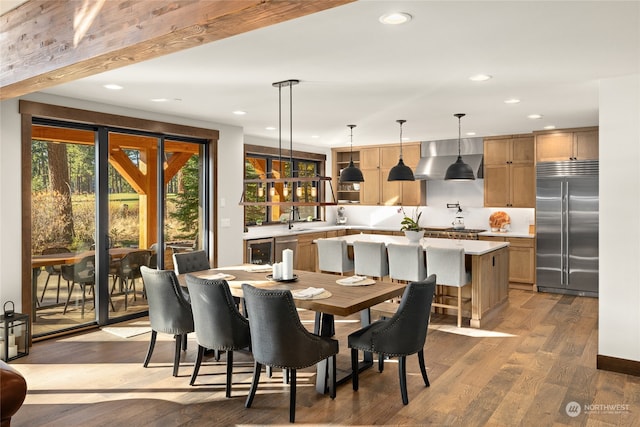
[414,137,484,180]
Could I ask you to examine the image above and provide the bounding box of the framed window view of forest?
[244,152,323,226]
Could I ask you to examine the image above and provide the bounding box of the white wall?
[599,74,640,362]
[0,93,247,311]
[0,98,22,309]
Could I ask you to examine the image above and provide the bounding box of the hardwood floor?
[10,289,640,426]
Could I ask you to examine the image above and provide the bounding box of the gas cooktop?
[424,227,487,233]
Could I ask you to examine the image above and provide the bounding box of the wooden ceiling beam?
[1,0,355,100]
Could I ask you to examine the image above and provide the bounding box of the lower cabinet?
[295,232,328,272]
[479,236,535,288]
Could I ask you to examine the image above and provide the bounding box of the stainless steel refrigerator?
[536,160,599,296]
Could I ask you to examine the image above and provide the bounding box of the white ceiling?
[40,1,639,147]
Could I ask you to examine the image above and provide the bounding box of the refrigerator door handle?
[560,181,565,285]
[564,180,570,286]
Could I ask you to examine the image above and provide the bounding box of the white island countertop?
[244,224,533,241]
[317,233,509,256]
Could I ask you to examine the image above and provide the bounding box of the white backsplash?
[325,179,534,233]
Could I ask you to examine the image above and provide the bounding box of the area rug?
[102,326,151,339]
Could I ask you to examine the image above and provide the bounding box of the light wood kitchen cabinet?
[333,143,421,206]
[295,231,327,272]
[479,235,535,288]
[359,147,381,205]
[535,127,598,162]
[484,135,535,208]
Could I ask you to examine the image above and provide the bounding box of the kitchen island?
[319,233,510,328]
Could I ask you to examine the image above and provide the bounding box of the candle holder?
[1,308,29,361]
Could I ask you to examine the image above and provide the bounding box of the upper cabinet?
[535,127,599,162]
[333,142,421,206]
[484,135,535,208]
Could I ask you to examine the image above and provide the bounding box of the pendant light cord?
[458,115,461,157]
[289,81,294,178]
[397,119,406,160]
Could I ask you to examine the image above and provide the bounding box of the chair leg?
[457,287,462,328]
[143,330,157,367]
[225,350,233,398]
[289,368,297,423]
[190,345,205,386]
[245,361,262,408]
[63,282,76,314]
[40,274,52,302]
[329,354,336,399]
[417,350,430,387]
[399,355,408,405]
[351,348,359,391]
[182,333,188,351]
[378,353,385,372]
[173,335,182,377]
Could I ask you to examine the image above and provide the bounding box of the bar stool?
[316,239,354,275]
[387,243,426,283]
[427,246,471,328]
[353,240,388,279]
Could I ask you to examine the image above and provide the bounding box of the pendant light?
[387,119,415,181]
[444,113,476,181]
[339,124,364,183]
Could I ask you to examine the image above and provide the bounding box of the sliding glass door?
[31,120,209,337]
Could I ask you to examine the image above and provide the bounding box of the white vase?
[404,230,425,242]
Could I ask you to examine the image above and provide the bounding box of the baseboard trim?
[597,354,640,377]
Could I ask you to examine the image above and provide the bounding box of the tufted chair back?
[173,250,210,274]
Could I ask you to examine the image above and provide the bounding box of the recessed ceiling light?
[543,125,556,130]
[466,132,477,136]
[311,135,320,139]
[504,98,521,104]
[104,84,123,90]
[469,74,492,82]
[528,114,543,119]
[265,126,276,131]
[150,98,169,102]
[233,110,247,115]
[379,12,412,25]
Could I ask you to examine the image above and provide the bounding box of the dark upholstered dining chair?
[173,250,210,275]
[140,266,194,377]
[242,284,339,423]
[348,275,436,405]
[185,275,251,397]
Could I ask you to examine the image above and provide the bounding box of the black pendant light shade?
[340,124,364,183]
[388,119,415,181]
[445,113,476,181]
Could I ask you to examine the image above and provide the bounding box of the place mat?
[228,280,276,289]
[292,288,332,300]
[102,327,151,339]
[197,273,236,281]
[336,276,376,286]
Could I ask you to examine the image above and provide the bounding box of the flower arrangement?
[400,207,422,231]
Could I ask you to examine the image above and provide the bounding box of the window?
[244,150,324,226]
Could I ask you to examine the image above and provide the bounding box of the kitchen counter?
[244,223,534,240]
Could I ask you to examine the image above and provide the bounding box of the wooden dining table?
[180,265,407,394]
